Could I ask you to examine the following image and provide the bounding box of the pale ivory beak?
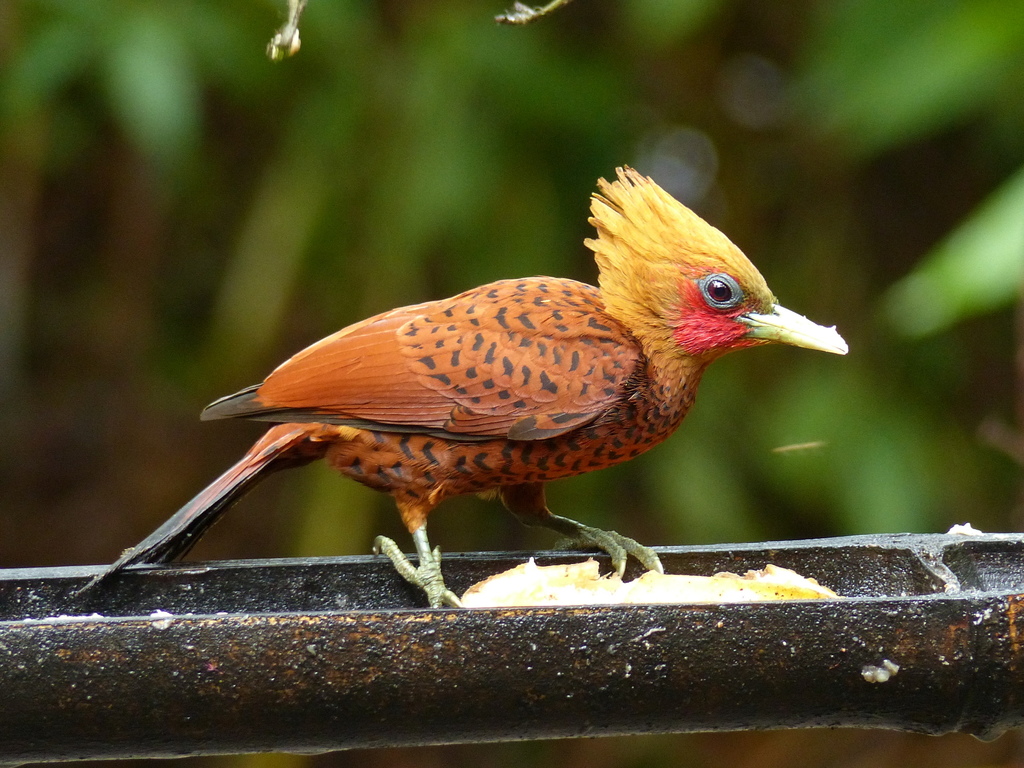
[740,304,849,355]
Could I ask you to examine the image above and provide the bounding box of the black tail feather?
[201,384,266,421]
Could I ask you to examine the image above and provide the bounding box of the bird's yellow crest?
[586,167,774,357]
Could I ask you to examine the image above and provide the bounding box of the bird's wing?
[205,278,642,441]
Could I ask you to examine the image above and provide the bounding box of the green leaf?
[102,9,200,164]
[799,0,1024,156]
[1,18,92,120]
[885,164,1024,336]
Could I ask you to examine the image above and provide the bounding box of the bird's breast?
[323,366,699,503]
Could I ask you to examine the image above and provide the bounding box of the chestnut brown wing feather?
[209,278,642,441]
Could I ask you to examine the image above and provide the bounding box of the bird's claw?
[373,535,463,608]
[547,516,663,576]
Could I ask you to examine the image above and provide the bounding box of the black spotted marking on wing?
[539,371,558,394]
[507,411,600,440]
[396,277,641,439]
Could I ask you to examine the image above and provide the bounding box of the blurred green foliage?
[2,0,1024,764]
[2,0,1023,564]
[886,165,1024,336]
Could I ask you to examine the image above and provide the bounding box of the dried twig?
[496,0,576,25]
[267,0,308,61]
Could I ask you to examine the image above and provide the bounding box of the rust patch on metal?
[1006,594,1024,657]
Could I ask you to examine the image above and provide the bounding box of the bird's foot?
[546,514,664,577]
[373,535,463,608]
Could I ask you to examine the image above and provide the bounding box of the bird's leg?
[373,526,462,608]
[500,482,664,577]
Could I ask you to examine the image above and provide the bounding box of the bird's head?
[586,167,848,364]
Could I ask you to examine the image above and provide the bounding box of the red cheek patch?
[671,281,753,357]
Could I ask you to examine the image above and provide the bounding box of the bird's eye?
[699,274,744,310]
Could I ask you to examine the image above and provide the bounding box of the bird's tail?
[81,422,329,592]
